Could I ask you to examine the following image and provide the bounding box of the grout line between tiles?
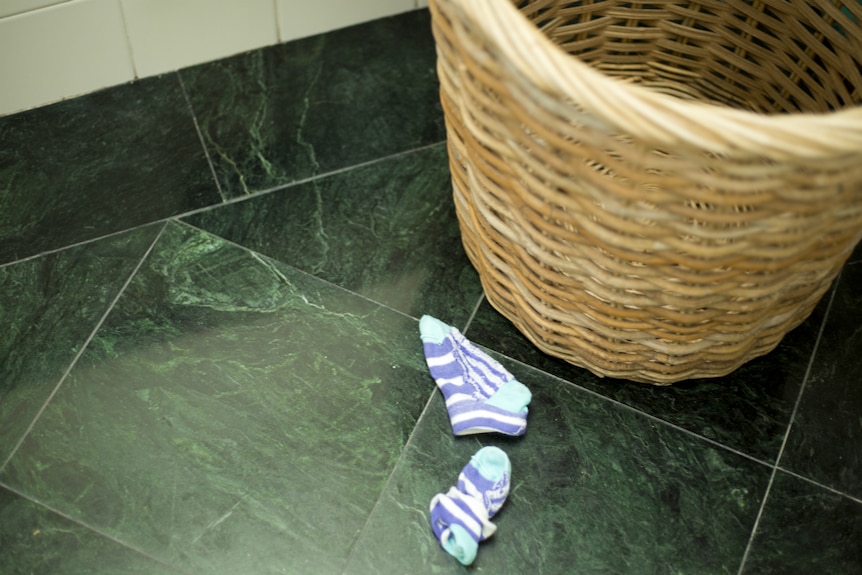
[172,219,419,323]
[272,0,282,42]
[116,0,139,79]
[340,387,439,573]
[0,479,189,574]
[176,71,227,202]
[0,220,165,271]
[0,140,447,271]
[774,466,862,506]
[0,222,169,475]
[176,139,449,218]
[499,351,777,470]
[461,293,485,334]
[734,272,840,575]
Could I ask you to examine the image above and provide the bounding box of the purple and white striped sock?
[420,315,531,436]
[429,446,512,565]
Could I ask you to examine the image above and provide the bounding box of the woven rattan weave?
[430,0,862,383]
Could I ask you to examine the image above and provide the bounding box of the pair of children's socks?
[420,315,531,566]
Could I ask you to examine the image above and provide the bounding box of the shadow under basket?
[429,0,862,384]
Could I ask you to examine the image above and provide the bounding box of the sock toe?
[472,446,511,483]
[484,379,532,413]
[460,446,512,516]
[419,315,452,345]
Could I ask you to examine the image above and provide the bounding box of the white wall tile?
[0,0,134,116]
[416,0,428,7]
[0,0,422,116]
[121,0,278,78]
[0,0,72,18]
[276,0,413,42]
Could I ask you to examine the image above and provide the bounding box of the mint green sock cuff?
[443,524,479,566]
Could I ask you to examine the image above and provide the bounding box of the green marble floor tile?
[0,222,432,574]
[0,486,176,575]
[465,292,830,465]
[344,359,771,574]
[781,260,862,500]
[740,471,862,575]
[183,144,482,325]
[0,76,221,265]
[179,9,445,198]
[0,224,162,467]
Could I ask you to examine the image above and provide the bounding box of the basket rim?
[435,0,862,159]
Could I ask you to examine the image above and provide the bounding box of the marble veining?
[183,144,482,325]
[466,294,831,466]
[780,260,862,500]
[0,77,220,265]
[1,222,432,574]
[741,470,862,574]
[0,486,172,574]
[0,7,859,574]
[180,9,445,198]
[346,358,773,574]
[0,225,162,467]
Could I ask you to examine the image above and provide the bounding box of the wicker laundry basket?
[429,0,862,384]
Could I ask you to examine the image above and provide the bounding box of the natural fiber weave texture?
[429,0,862,383]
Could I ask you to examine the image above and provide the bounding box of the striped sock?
[429,446,512,565]
[420,315,531,436]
